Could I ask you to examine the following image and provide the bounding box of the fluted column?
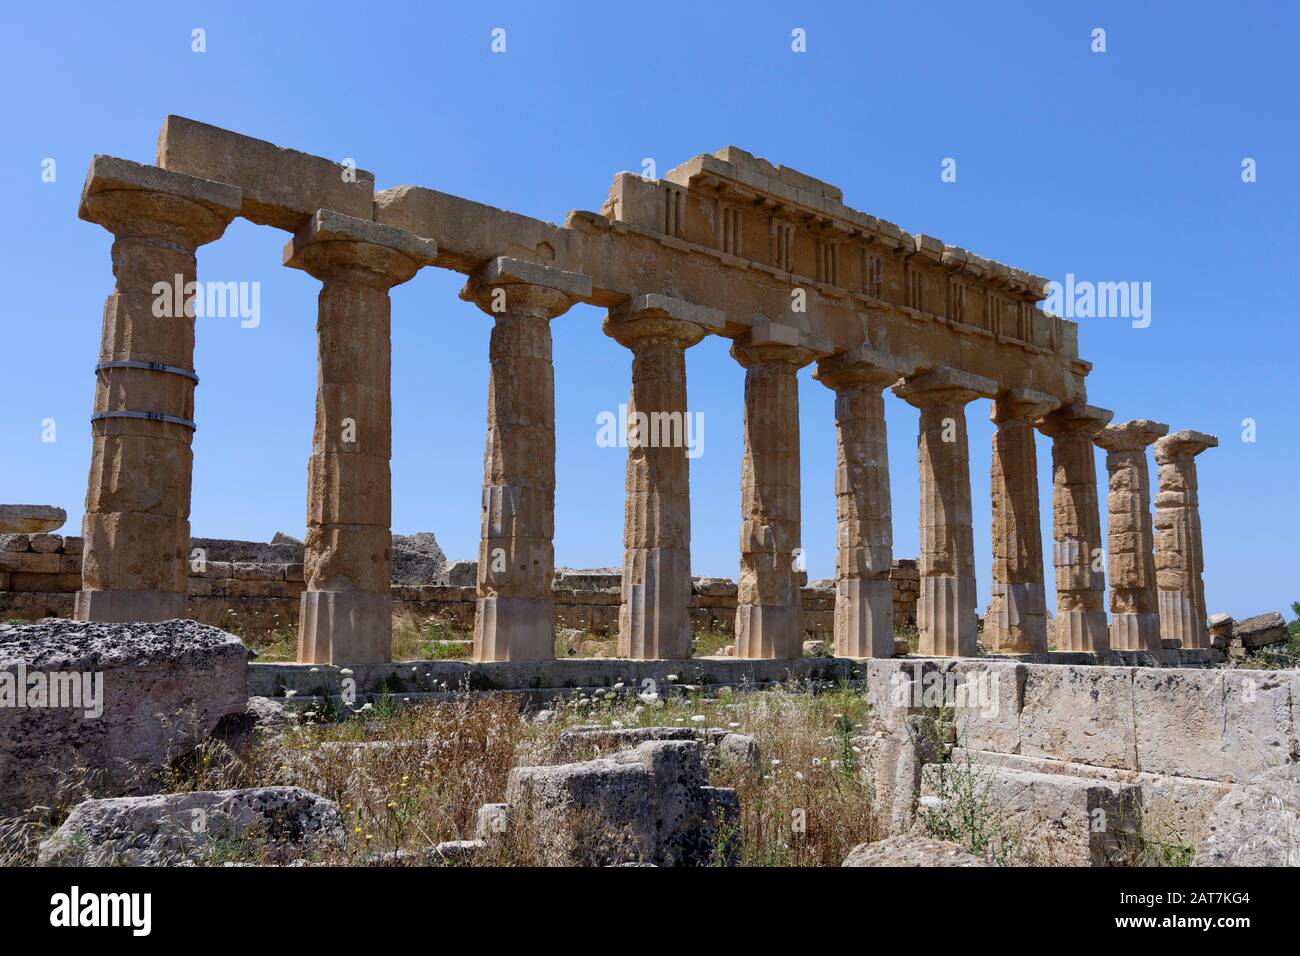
[986,388,1058,654]
[1038,404,1113,652]
[730,323,828,659]
[287,212,437,665]
[1095,420,1168,651]
[813,347,912,658]
[603,295,721,659]
[75,156,240,623]
[892,367,996,657]
[1153,429,1217,649]
[461,258,591,661]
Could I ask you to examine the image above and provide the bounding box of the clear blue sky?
[2,1,1295,621]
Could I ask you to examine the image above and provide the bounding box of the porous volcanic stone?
[37,786,342,865]
[0,618,248,816]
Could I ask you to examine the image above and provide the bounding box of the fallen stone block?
[439,559,478,587]
[506,739,738,866]
[213,696,293,750]
[1234,611,1288,651]
[1193,764,1300,866]
[920,763,1142,866]
[842,835,987,867]
[0,619,248,816]
[0,504,66,534]
[37,786,342,866]
[550,725,760,772]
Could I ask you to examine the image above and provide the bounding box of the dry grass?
[1,680,879,867]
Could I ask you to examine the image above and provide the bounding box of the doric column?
[892,367,997,657]
[1153,429,1217,649]
[1038,404,1113,651]
[1095,420,1168,651]
[460,258,591,661]
[603,295,722,660]
[286,211,437,665]
[986,388,1059,654]
[730,321,830,659]
[75,156,241,623]
[812,347,913,658]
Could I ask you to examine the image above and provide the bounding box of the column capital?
[1153,429,1218,463]
[460,256,591,319]
[284,210,437,287]
[991,387,1059,425]
[1095,419,1169,453]
[813,345,914,391]
[79,155,242,246]
[730,316,832,369]
[892,366,997,409]
[1038,402,1113,439]
[602,293,723,349]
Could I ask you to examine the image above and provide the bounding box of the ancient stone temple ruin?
[69,116,1216,666]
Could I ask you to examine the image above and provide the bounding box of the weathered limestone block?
[950,659,1026,754]
[604,295,721,659]
[1233,610,1288,651]
[864,656,955,735]
[893,367,997,656]
[730,322,830,659]
[1038,404,1113,651]
[550,724,759,772]
[1193,764,1300,866]
[950,747,1230,851]
[1095,420,1168,651]
[862,714,947,835]
[156,115,376,231]
[921,763,1142,866]
[286,211,437,666]
[0,505,66,534]
[1132,668,1294,781]
[1019,664,1137,769]
[1153,429,1217,649]
[813,347,913,658]
[0,619,248,816]
[842,835,987,867]
[505,739,738,866]
[37,786,342,866]
[75,156,241,624]
[461,258,591,661]
[986,389,1058,653]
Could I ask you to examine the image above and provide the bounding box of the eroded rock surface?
[37,786,342,866]
[0,619,248,816]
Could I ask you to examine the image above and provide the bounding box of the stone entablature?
[607,147,1065,357]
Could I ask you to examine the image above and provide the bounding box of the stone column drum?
[985,388,1058,654]
[1153,429,1217,649]
[1095,420,1168,651]
[1038,404,1113,652]
[730,326,827,659]
[461,258,591,661]
[75,156,241,623]
[812,347,912,658]
[892,367,996,657]
[286,211,437,665]
[604,295,722,659]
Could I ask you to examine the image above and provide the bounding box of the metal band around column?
[95,360,199,384]
[90,410,197,430]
